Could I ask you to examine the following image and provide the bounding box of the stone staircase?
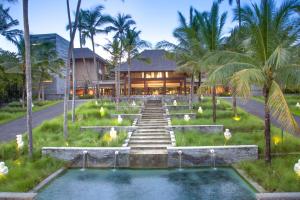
[129,99,171,168]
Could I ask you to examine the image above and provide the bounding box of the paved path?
[0,101,85,142]
[222,97,300,129]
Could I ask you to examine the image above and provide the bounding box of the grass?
[0,100,132,192]
[0,100,61,125]
[253,94,300,116]
[173,99,300,192]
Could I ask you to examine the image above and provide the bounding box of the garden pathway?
[0,100,85,142]
[222,97,300,130]
[129,99,172,168]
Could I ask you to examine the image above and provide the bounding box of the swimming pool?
[37,168,256,200]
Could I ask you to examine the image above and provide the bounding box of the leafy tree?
[206,0,300,163]
[122,27,150,96]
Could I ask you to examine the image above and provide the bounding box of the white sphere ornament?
[110,127,117,140]
[217,100,220,105]
[173,100,177,106]
[0,162,8,175]
[294,159,300,176]
[117,115,123,124]
[296,102,300,109]
[200,95,204,100]
[224,129,232,140]
[198,106,203,114]
[95,101,98,105]
[16,134,24,149]
[31,103,34,108]
[184,114,190,122]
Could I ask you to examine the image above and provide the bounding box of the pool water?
[37,168,256,200]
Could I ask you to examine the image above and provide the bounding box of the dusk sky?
[0,0,283,59]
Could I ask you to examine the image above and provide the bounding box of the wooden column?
[184,78,187,95]
[163,72,167,95]
[144,76,146,95]
[124,79,127,96]
[179,81,182,95]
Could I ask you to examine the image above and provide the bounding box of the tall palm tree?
[102,38,122,97]
[196,2,227,123]
[63,0,81,139]
[81,5,110,98]
[107,13,135,105]
[207,0,300,163]
[0,4,21,42]
[22,0,33,157]
[157,7,204,109]
[123,28,150,96]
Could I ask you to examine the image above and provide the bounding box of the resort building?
[118,49,197,96]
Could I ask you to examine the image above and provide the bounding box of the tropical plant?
[102,38,122,97]
[81,5,110,88]
[31,42,64,101]
[122,28,150,96]
[206,0,300,163]
[63,0,81,139]
[196,2,227,123]
[157,7,204,109]
[106,13,135,106]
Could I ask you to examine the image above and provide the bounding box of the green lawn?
[0,100,61,125]
[0,100,131,192]
[173,99,300,192]
[253,94,300,117]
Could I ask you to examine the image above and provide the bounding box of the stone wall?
[171,125,224,133]
[167,145,258,167]
[80,126,136,134]
[110,114,141,120]
[256,193,300,200]
[166,113,197,119]
[42,147,130,168]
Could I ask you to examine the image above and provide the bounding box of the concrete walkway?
[0,101,85,142]
[222,97,300,129]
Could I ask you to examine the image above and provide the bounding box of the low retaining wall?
[167,145,258,167]
[0,193,36,200]
[166,113,197,119]
[110,114,141,120]
[42,147,131,168]
[256,193,300,200]
[171,125,224,133]
[80,126,136,134]
[166,105,190,111]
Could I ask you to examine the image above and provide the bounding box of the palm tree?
[102,38,122,97]
[63,0,81,139]
[81,5,110,98]
[32,42,64,101]
[106,13,135,105]
[207,0,300,163]
[123,28,150,96]
[22,0,33,157]
[196,2,227,123]
[157,7,204,109]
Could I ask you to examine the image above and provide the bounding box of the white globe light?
[173,100,177,106]
[224,129,232,140]
[200,95,204,100]
[132,101,136,106]
[0,162,8,175]
[217,100,220,105]
[198,106,203,114]
[294,159,300,176]
[296,102,300,109]
[184,114,190,121]
[117,115,123,124]
[110,127,117,140]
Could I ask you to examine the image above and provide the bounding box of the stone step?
[137,126,167,129]
[133,133,169,137]
[129,139,171,144]
[137,129,167,132]
[129,144,170,148]
[130,135,170,140]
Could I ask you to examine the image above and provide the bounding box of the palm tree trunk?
[212,85,217,123]
[91,35,98,99]
[71,50,76,122]
[263,85,271,163]
[232,86,237,116]
[198,72,201,87]
[237,0,241,27]
[64,0,81,139]
[23,0,33,157]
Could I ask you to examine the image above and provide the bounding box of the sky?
[0,0,283,60]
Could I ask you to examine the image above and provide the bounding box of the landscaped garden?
[170,98,300,192]
[0,100,61,125]
[0,100,136,192]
